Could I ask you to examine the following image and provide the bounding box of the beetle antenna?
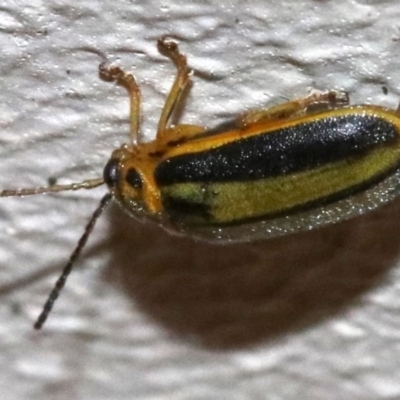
[34,193,112,329]
[0,178,104,197]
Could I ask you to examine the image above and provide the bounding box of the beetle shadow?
[102,199,400,350]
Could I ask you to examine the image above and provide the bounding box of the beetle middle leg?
[237,90,349,127]
[156,37,193,139]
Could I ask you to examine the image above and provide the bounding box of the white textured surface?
[1,1,400,399]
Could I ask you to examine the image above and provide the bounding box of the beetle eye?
[126,168,143,189]
[103,158,120,188]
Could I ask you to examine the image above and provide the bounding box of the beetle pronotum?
[2,38,400,328]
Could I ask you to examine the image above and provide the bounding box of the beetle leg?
[156,37,192,139]
[237,90,349,127]
[99,63,141,146]
[159,124,206,145]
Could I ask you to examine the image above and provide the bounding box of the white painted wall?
[1,1,400,399]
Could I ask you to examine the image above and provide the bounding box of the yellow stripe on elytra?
[162,144,400,224]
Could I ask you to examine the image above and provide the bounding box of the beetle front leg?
[99,63,141,146]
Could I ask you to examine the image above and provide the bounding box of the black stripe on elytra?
[162,197,212,221]
[155,115,399,185]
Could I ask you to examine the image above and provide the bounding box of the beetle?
[2,37,400,329]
